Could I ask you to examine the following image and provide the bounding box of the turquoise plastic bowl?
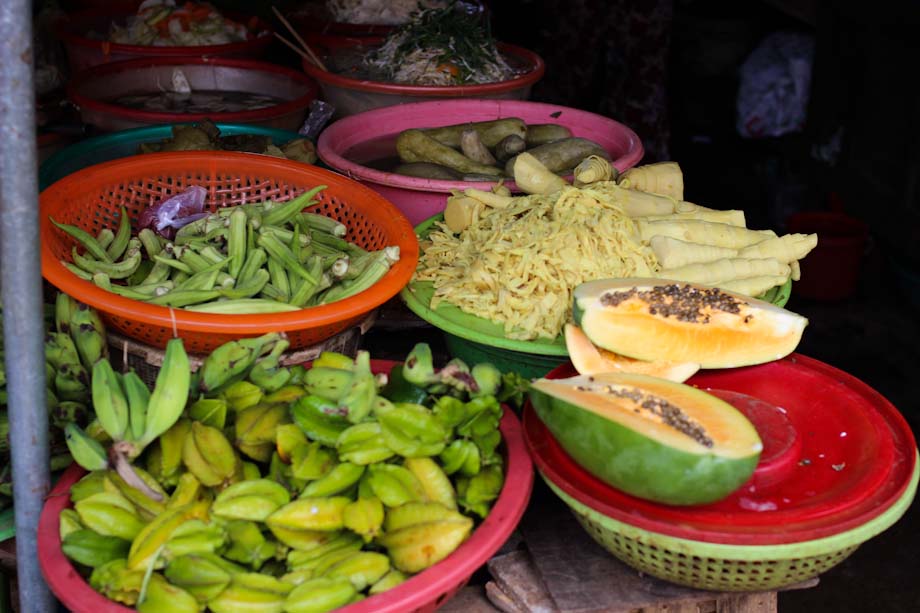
[402,214,793,379]
[39,123,302,190]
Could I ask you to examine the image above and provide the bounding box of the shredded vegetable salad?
[363,2,515,86]
[326,0,449,25]
[109,0,256,47]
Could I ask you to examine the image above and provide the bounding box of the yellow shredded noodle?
[415,184,660,340]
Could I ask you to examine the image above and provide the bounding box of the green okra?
[227,208,248,280]
[72,245,142,279]
[259,225,311,247]
[298,212,346,237]
[106,207,132,261]
[197,245,226,266]
[96,228,115,250]
[267,256,291,301]
[153,253,194,275]
[51,217,112,262]
[288,256,324,307]
[137,228,163,259]
[260,185,326,227]
[257,233,319,285]
[219,268,270,300]
[177,267,220,292]
[147,288,221,307]
[318,251,390,304]
[62,261,93,281]
[309,230,366,257]
[182,298,302,314]
[236,247,267,286]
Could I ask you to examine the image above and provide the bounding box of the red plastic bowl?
[317,99,644,225]
[524,355,918,546]
[56,9,273,72]
[38,360,534,613]
[67,57,318,132]
[301,35,545,118]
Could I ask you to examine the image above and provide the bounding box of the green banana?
[301,367,353,402]
[91,359,129,442]
[61,529,130,568]
[139,337,190,447]
[65,422,109,471]
[310,351,355,371]
[197,333,281,394]
[45,331,82,370]
[51,401,89,429]
[136,573,199,613]
[54,292,79,334]
[282,576,356,613]
[212,479,291,522]
[121,370,150,442]
[248,338,293,393]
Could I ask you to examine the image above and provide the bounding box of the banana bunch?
[61,341,512,613]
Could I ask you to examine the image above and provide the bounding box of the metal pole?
[0,0,55,610]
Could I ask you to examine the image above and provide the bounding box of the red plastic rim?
[524,354,918,546]
[56,9,273,58]
[38,360,534,613]
[67,57,318,125]
[301,35,545,97]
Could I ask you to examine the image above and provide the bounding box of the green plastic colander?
[541,458,918,592]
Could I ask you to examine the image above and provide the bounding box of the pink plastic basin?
[317,99,645,225]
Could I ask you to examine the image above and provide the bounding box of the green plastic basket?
[401,214,793,379]
[541,455,918,592]
[38,123,302,190]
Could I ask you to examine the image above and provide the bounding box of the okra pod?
[299,212,346,237]
[288,256,325,307]
[259,225,311,247]
[318,252,390,304]
[183,299,302,314]
[257,233,319,284]
[62,261,93,281]
[96,228,115,250]
[220,268,270,300]
[153,254,194,275]
[51,218,112,262]
[260,283,289,302]
[237,247,267,286]
[177,267,220,292]
[72,246,142,279]
[261,185,326,227]
[197,245,226,266]
[267,257,291,301]
[179,249,219,274]
[106,207,132,261]
[227,208,248,280]
[147,288,221,307]
[137,228,163,259]
[138,260,172,286]
[309,230,366,257]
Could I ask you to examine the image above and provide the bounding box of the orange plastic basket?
[40,151,419,353]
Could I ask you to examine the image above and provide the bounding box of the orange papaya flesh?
[529,372,762,505]
[573,279,807,369]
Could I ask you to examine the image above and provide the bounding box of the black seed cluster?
[603,384,714,448]
[599,284,745,324]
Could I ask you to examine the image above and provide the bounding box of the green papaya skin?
[529,385,759,506]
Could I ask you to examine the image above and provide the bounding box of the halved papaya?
[573,278,807,368]
[564,323,700,383]
[529,372,762,505]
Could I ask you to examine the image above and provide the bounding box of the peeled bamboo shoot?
[637,219,775,248]
[639,209,746,227]
[657,257,790,284]
[719,275,790,297]
[511,152,568,195]
[650,236,738,268]
[464,188,514,208]
[737,233,818,263]
[620,162,684,200]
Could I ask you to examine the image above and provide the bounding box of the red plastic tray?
[524,353,917,546]
[39,360,534,613]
